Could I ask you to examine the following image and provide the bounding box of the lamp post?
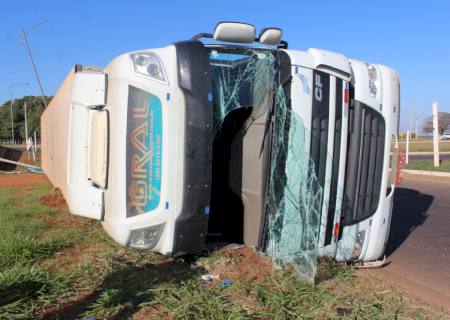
[19,20,48,107]
[432,102,440,167]
[8,82,29,148]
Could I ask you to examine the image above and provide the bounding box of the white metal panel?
[289,65,313,151]
[89,110,108,189]
[332,81,349,243]
[41,68,107,221]
[318,76,336,251]
[308,48,351,79]
[66,70,107,220]
[349,59,380,109]
[282,49,315,69]
[41,70,74,200]
[101,46,182,255]
[363,65,400,261]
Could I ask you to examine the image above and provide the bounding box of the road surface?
[370,174,450,311]
[409,152,450,161]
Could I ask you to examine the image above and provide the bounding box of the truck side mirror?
[213,21,256,44]
[258,28,283,46]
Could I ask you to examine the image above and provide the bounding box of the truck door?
[67,67,108,220]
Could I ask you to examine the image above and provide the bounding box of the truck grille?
[342,101,385,225]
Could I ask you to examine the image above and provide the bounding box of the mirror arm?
[191,33,213,40]
[277,40,288,49]
[191,33,288,49]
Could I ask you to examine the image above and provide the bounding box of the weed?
[156,280,249,320]
[0,266,71,319]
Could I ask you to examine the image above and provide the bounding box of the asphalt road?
[409,153,450,161]
[370,174,450,311]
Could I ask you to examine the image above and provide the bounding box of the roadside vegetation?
[399,141,450,152]
[405,160,450,173]
[0,175,448,319]
[0,96,50,144]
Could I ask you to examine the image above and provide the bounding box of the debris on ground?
[219,279,232,287]
[201,274,220,281]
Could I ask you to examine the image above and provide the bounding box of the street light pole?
[9,90,14,148]
[432,102,440,167]
[19,20,48,107]
[8,82,29,149]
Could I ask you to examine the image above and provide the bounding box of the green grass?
[399,140,450,152]
[0,266,71,319]
[0,185,104,318]
[405,160,450,172]
[0,185,87,270]
[0,183,447,319]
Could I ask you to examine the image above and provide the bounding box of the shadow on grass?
[42,257,201,320]
[385,187,433,256]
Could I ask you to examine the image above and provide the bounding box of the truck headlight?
[128,223,165,249]
[130,52,166,82]
[351,230,366,260]
[366,64,378,97]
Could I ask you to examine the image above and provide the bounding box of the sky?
[0,0,449,132]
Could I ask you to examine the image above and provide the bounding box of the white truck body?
[41,22,399,264]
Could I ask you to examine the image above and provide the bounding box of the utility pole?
[415,118,418,139]
[24,101,30,162]
[432,102,440,167]
[408,106,413,139]
[8,82,29,149]
[10,91,14,148]
[19,20,48,107]
[406,130,410,165]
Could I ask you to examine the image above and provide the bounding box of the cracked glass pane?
[208,48,322,283]
[209,49,277,135]
[265,86,323,283]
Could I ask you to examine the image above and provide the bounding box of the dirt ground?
[40,188,68,210]
[200,246,274,282]
[0,171,49,187]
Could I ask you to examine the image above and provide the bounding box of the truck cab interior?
[195,24,289,247]
[206,47,280,245]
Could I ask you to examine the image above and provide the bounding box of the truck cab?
[41,22,400,276]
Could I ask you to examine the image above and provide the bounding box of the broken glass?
[208,48,323,283]
[209,49,277,135]
[265,87,323,283]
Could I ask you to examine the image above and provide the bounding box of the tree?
[0,95,52,141]
[423,112,450,135]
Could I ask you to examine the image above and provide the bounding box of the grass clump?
[156,280,249,320]
[405,160,450,172]
[0,184,102,318]
[0,186,84,271]
[0,266,72,319]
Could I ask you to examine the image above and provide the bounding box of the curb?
[402,169,450,178]
[407,151,450,155]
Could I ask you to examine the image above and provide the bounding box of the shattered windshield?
[208,48,278,134]
[208,47,322,283]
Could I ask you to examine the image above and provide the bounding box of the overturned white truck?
[41,22,400,279]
